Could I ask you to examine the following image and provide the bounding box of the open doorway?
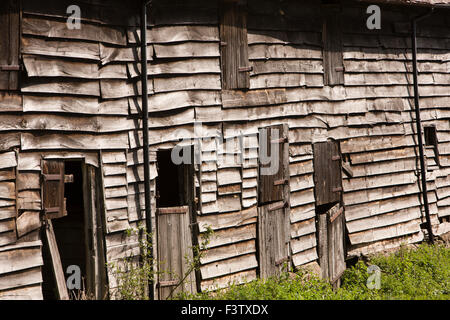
[155,147,198,299]
[41,160,106,300]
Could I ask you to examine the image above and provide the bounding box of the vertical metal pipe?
[141,0,155,299]
[411,9,434,244]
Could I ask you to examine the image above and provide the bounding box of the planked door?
[156,206,196,300]
[313,140,346,286]
[82,163,107,300]
[317,203,346,285]
[257,124,290,278]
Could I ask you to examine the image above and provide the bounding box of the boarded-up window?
[219,0,250,90]
[258,124,288,205]
[322,4,344,86]
[313,140,342,206]
[41,160,67,220]
[0,0,20,91]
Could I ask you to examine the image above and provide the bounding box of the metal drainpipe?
[141,0,155,299]
[411,8,435,244]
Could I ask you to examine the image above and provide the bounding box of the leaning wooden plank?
[21,132,129,150]
[0,267,42,291]
[200,253,258,280]
[0,284,42,300]
[44,219,69,300]
[21,36,100,60]
[22,16,126,45]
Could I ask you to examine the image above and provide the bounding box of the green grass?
[178,243,449,300]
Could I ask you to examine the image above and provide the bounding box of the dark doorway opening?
[42,161,86,299]
[41,160,106,300]
[156,149,189,207]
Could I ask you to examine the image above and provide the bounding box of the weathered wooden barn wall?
[0,0,449,299]
[0,0,143,298]
[128,0,450,291]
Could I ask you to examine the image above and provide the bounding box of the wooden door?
[313,141,346,286]
[156,206,196,300]
[317,203,346,286]
[82,163,107,300]
[257,124,290,278]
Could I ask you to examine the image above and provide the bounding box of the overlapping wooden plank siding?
[0,151,44,300]
[0,0,138,298]
[132,0,450,289]
[339,4,450,255]
[0,0,448,298]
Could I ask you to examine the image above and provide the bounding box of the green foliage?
[109,224,155,300]
[182,243,449,300]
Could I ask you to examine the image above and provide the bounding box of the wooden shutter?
[322,4,344,86]
[156,206,196,300]
[313,140,342,206]
[220,0,250,90]
[0,0,20,91]
[41,160,67,219]
[258,124,288,205]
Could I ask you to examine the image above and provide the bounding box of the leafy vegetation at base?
[180,243,449,300]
